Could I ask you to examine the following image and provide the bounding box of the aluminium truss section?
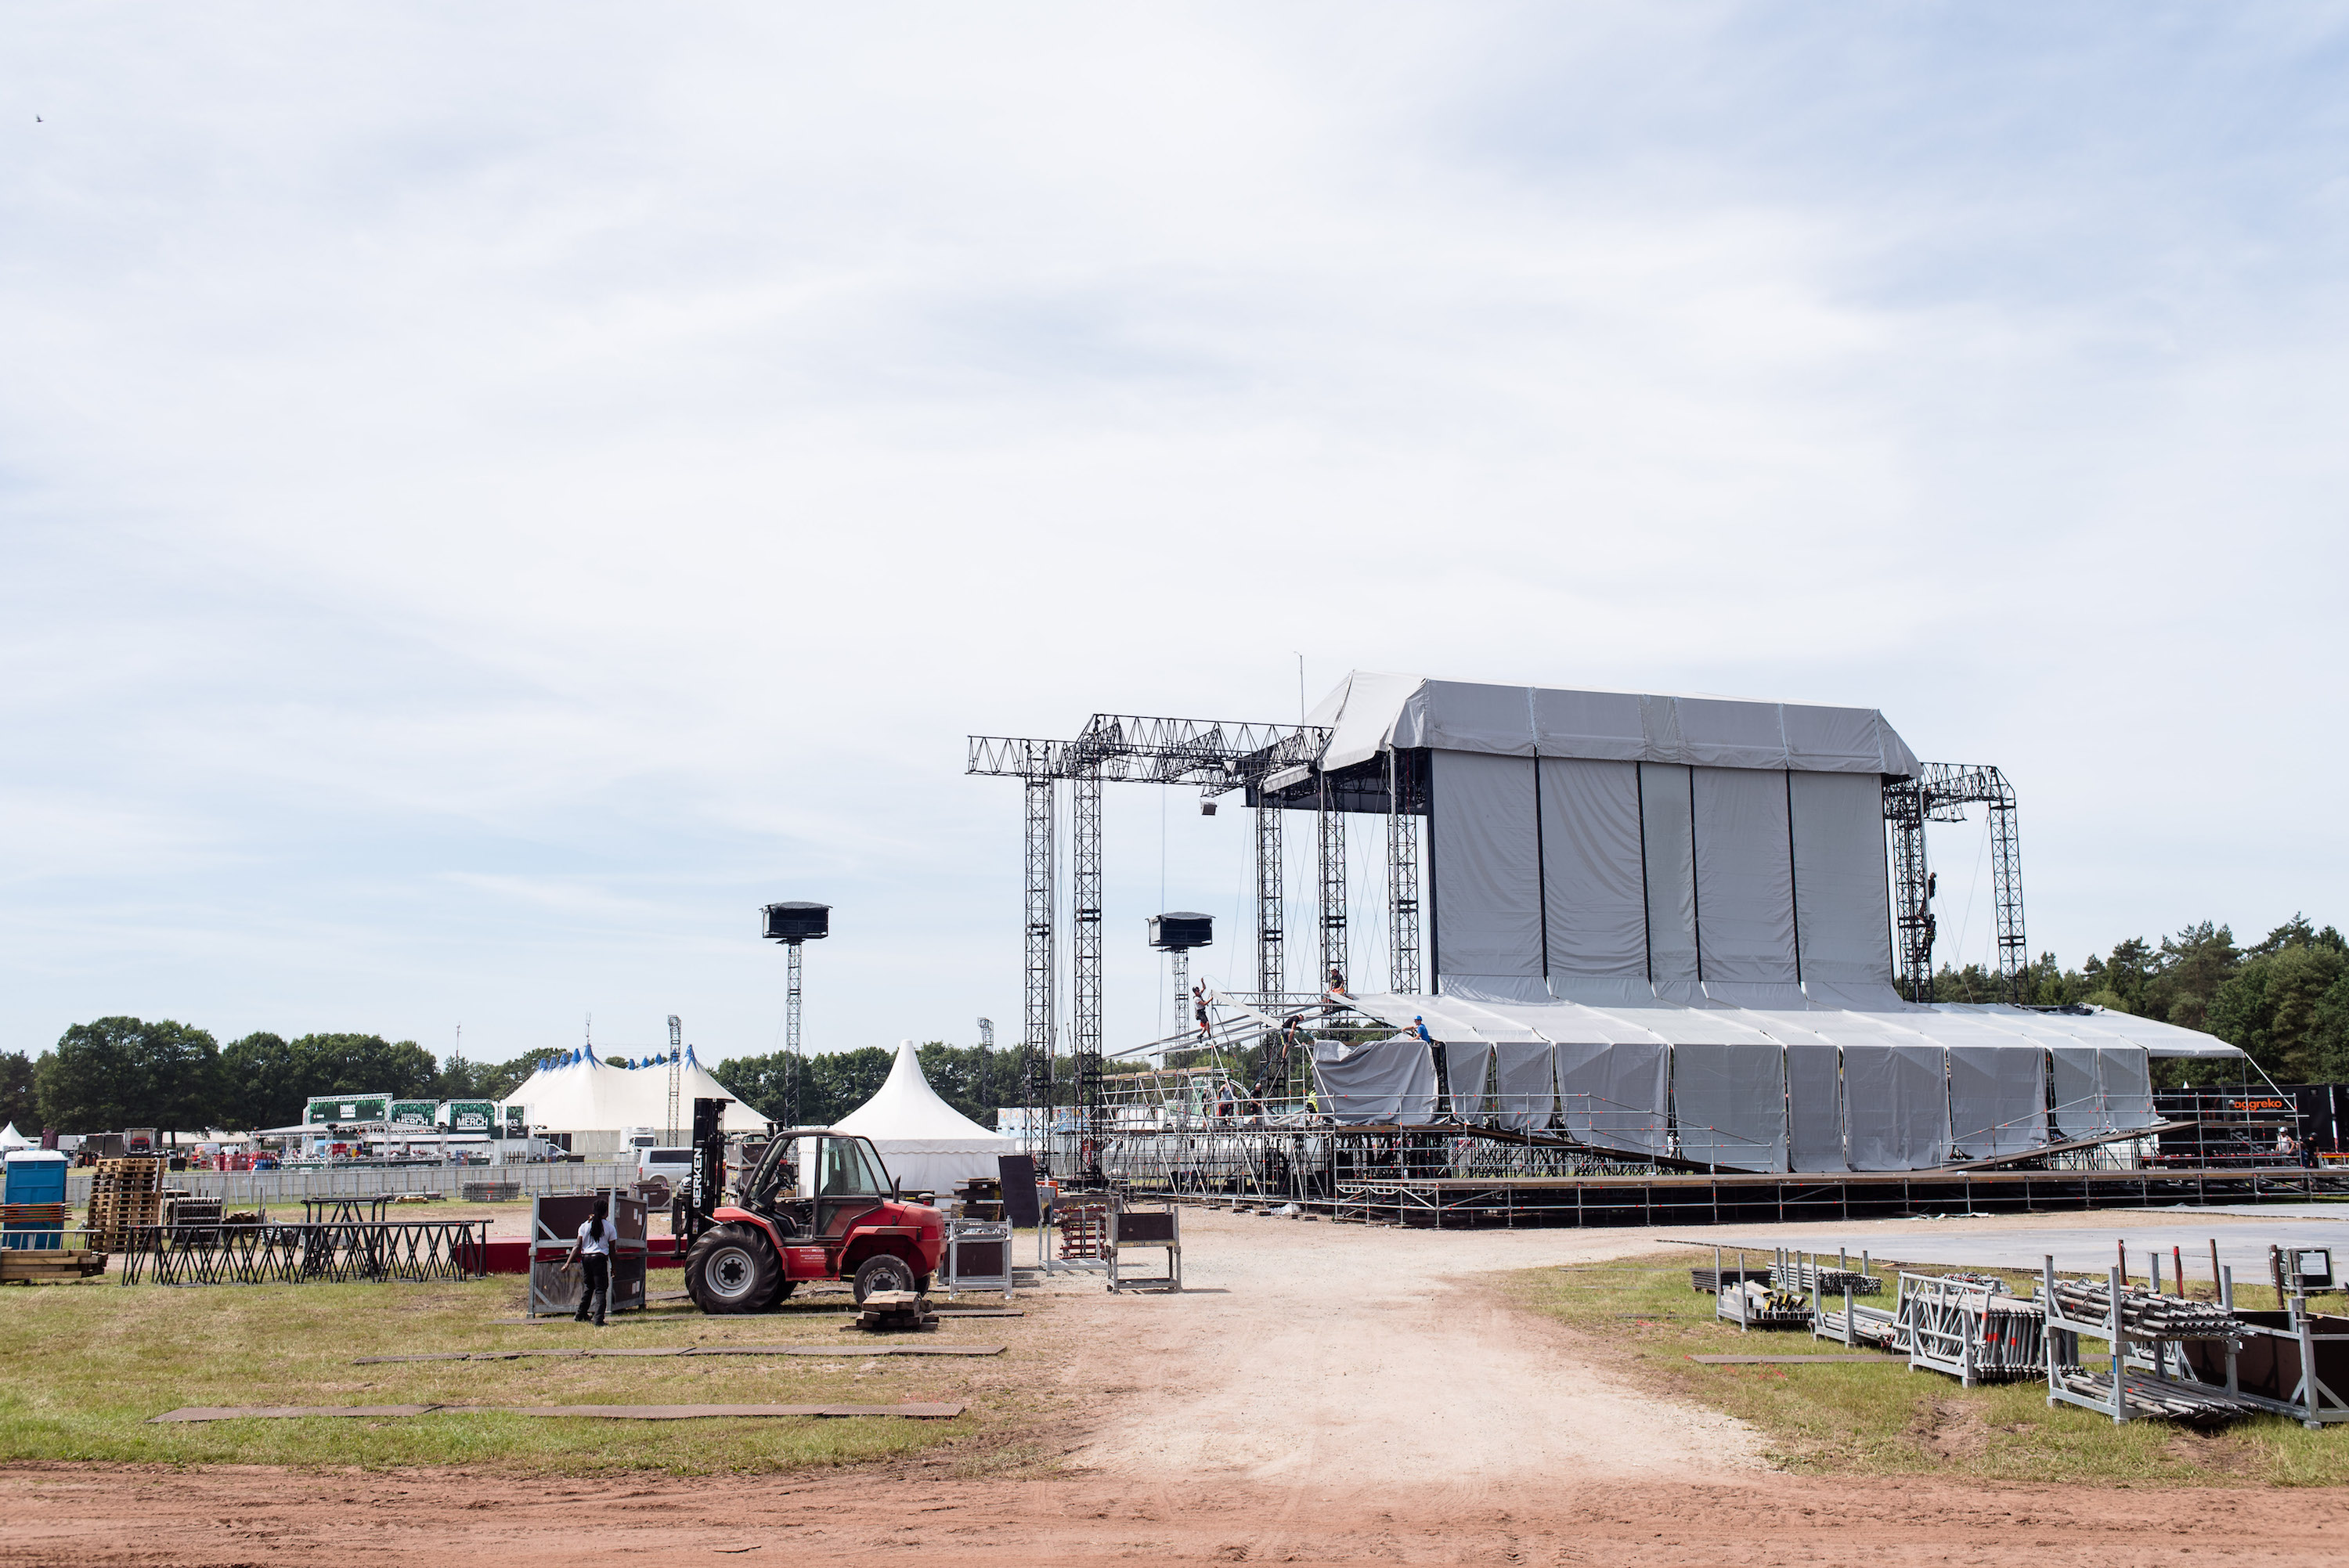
[1023,770,1055,1165]
[1318,777,1346,993]
[1884,762,2026,1003]
[117,1220,491,1287]
[1072,769,1105,1172]
[1256,800,1284,1005]
[1387,748,1423,992]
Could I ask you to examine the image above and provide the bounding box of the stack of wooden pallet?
[852,1291,939,1332]
[87,1157,164,1249]
[0,1248,106,1284]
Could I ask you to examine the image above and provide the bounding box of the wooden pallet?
[0,1249,106,1284]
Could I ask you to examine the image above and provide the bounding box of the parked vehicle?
[682,1129,944,1314]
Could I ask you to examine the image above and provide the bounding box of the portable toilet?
[4,1150,70,1250]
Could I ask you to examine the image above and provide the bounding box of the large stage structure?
[969,672,2315,1209]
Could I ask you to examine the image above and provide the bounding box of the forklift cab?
[743,1133,896,1242]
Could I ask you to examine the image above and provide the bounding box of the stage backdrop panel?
[1444,1040,1494,1121]
[1671,1044,1789,1173]
[1789,770,1893,987]
[1947,1046,2048,1157]
[2100,1046,2159,1130]
[1785,1042,1846,1172]
[1690,767,1798,985]
[1842,1044,1948,1170]
[1557,1040,1669,1158]
[1431,751,1543,981]
[1311,1036,1438,1125]
[1639,763,1699,987]
[1539,757,1648,982]
[1492,1042,1557,1132]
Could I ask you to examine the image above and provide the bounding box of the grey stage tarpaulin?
[1429,750,1542,981]
[2101,1046,2159,1130]
[1311,1036,1438,1125]
[1784,1042,1845,1171]
[1670,1044,1788,1173]
[1690,767,1798,985]
[1539,757,1647,982]
[1557,1039,1669,1158]
[1444,1040,1493,1120]
[1492,1042,1557,1131]
[1788,770,1893,987]
[1842,1044,1948,1170]
[2049,1045,2106,1137]
[1638,762,1700,988]
[1946,1046,2048,1158]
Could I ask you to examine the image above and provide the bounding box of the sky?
[4,4,2347,1072]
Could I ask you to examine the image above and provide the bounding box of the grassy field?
[1511,1253,2349,1487]
[0,1273,1054,1476]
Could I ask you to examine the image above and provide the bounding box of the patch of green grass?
[0,1276,1046,1476]
[1510,1254,2349,1486]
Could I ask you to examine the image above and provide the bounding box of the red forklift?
[676,1099,944,1314]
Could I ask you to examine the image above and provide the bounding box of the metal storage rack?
[1106,1202,1181,1293]
[1903,1272,2045,1386]
[2038,1258,2259,1423]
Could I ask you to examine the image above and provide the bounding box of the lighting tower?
[761,901,831,1126]
[666,1015,683,1144]
[1149,913,1214,1056]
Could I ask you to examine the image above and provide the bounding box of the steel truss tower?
[1257,800,1284,1007]
[784,946,803,1125]
[1022,763,1055,1165]
[1317,774,1346,993]
[1070,769,1105,1172]
[1885,763,2026,1004]
[1387,749,1421,993]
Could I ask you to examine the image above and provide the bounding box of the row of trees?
[1935,914,2349,1082]
[16,915,2349,1134]
[9,1019,547,1135]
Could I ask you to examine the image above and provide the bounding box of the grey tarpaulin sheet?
[1784,1042,1845,1171]
[1539,756,1648,981]
[1493,1042,1557,1131]
[1842,1044,1948,1170]
[1311,1036,1438,1125]
[1444,1040,1493,1120]
[1312,672,1919,777]
[1789,770,1893,987]
[1638,763,1699,986]
[1430,750,1542,981]
[2050,1046,2105,1137]
[1557,1039,1669,1158]
[1946,1046,2048,1157]
[2101,1046,2158,1129]
[1690,766,1797,985]
[1670,1044,1788,1173]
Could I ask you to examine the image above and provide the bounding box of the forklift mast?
[678,1096,727,1246]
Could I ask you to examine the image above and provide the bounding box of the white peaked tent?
[832,1040,1019,1196]
[0,1123,30,1150]
[500,1047,767,1137]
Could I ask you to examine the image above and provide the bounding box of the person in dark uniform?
[566,1195,615,1326]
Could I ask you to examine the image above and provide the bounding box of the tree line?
[14,914,2347,1134]
[3,1020,546,1135]
[1935,913,2349,1082]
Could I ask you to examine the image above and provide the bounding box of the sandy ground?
[12,1202,2349,1564]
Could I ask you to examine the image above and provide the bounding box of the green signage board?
[388,1100,437,1128]
[445,1100,497,1132]
[305,1094,390,1126]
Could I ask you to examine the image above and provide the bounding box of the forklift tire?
[687,1224,781,1314]
[852,1253,917,1303]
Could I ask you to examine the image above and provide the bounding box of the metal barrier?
[117,1220,491,1286]
[69,1162,635,1207]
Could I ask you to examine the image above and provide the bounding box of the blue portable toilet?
[4,1150,69,1250]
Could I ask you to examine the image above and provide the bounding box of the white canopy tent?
[500,1047,767,1139]
[832,1040,1020,1197]
[0,1123,31,1151]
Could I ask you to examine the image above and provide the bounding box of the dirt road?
[9,1204,2349,1564]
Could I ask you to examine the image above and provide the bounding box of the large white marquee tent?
[832,1040,1019,1196]
[500,1047,767,1141]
